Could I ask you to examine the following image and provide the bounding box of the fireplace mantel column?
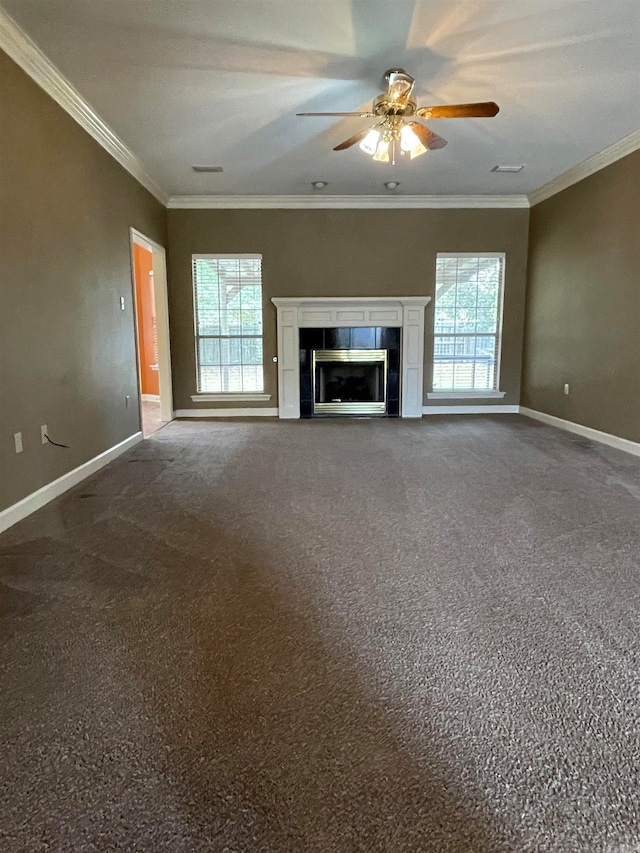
[400,299,428,418]
[272,300,301,419]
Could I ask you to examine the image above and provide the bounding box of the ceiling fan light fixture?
[400,124,427,159]
[298,71,498,165]
[359,128,381,155]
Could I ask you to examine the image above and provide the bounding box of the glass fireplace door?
[312,349,388,415]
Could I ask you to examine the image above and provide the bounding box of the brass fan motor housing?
[372,93,417,117]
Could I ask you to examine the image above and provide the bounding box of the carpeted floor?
[1,415,639,852]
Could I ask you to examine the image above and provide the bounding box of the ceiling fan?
[297,69,499,164]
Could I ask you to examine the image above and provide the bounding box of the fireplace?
[313,349,388,415]
[271,297,431,418]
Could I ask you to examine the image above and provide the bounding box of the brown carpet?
[1,415,639,852]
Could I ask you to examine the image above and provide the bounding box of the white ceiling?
[3,0,640,198]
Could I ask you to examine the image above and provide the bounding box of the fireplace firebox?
[313,349,387,415]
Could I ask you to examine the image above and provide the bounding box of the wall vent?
[491,165,524,173]
[192,165,224,173]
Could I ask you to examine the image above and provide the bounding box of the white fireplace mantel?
[271,296,431,419]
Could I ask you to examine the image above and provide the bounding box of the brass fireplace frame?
[312,349,388,416]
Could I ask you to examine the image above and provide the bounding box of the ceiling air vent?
[491,165,524,173]
[192,165,224,173]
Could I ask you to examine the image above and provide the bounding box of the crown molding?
[168,194,530,209]
[528,127,640,207]
[0,7,168,205]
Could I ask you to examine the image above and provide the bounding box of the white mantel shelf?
[271,297,432,305]
[271,296,431,419]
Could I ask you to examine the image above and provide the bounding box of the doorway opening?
[130,229,173,437]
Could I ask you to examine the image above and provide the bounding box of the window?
[192,254,264,394]
[432,253,505,394]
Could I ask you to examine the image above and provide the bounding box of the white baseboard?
[0,432,143,535]
[519,407,640,457]
[175,407,279,418]
[423,405,520,415]
[141,394,160,402]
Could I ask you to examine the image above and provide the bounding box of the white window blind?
[192,255,264,394]
[433,254,505,392]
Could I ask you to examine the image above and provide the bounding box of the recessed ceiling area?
[2,0,639,197]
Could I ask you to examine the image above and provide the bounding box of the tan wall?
[167,208,529,411]
[521,150,640,443]
[0,50,167,512]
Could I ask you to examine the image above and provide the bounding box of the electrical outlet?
[41,424,48,444]
[563,383,570,395]
[120,296,126,311]
[14,432,23,453]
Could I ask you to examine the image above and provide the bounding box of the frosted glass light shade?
[400,124,427,159]
[359,128,381,155]
[372,138,390,163]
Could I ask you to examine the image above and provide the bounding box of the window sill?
[191,393,271,402]
[427,390,506,400]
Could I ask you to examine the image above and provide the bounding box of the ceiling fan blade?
[297,111,375,117]
[408,121,447,150]
[416,102,500,119]
[387,71,415,105]
[333,128,373,151]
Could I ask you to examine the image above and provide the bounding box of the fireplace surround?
[299,327,400,417]
[272,297,431,418]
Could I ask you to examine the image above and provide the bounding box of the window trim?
[431,251,506,398]
[191,253,269,399]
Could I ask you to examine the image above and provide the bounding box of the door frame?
[129,228,174,425]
